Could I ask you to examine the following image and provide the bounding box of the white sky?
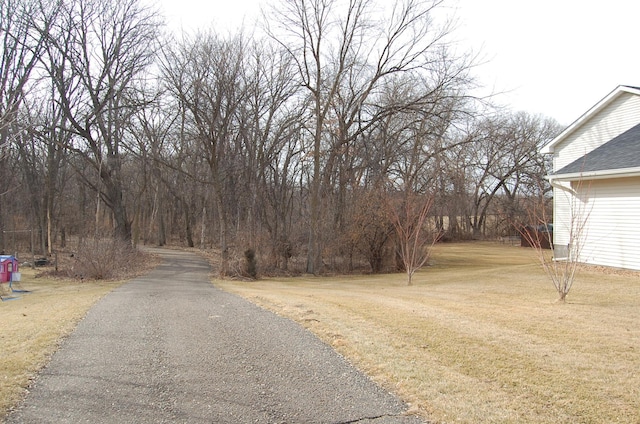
[158,0,640,126]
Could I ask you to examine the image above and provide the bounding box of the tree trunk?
[215,194,229,277]
[306,90,323,275]
[200,206,207,250]
[112,202,132,242]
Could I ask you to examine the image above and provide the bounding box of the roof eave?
[540,85,640,155]
[546,166,640,182]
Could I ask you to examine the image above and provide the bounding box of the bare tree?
[519,178,590,302]
[464,112,561,238]
[40,0,161,242]
[0,0,58,248]
[239,44,305,269]
[266,0,471,274]
[128,83,187,247]
[161,31,249,275]
[0,0,55,147]
[387,190,441,285]
[13,93,70,255]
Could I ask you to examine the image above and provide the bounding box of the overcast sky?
[158,0,640,126]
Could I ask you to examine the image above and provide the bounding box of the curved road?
[7,249,423,424]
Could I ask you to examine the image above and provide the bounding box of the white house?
[540,85,640,271]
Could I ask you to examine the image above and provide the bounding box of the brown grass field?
[217,242,640,424]
[1,242,639,423]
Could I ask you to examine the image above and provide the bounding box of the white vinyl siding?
[574,177,640,270]
[554,92,640,170]
[552,186,572,251]
[547,89,640,271]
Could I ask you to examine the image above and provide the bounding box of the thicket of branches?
[0,0,562,276]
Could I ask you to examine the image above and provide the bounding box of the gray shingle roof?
[555,122,640,175]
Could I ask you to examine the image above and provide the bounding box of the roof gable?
[554,122,640,176]
[541,85,640,154]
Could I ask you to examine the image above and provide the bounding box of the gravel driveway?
[6,249,424,424]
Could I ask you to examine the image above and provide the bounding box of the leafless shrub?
[518,179,591,302]
[70,238,145,280]
[387,191,443,285]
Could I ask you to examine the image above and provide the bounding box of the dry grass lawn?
[216,242,640,424]
[0,268,122,420]
[1,243,638,423]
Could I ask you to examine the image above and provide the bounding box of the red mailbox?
[0,255,19,283]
